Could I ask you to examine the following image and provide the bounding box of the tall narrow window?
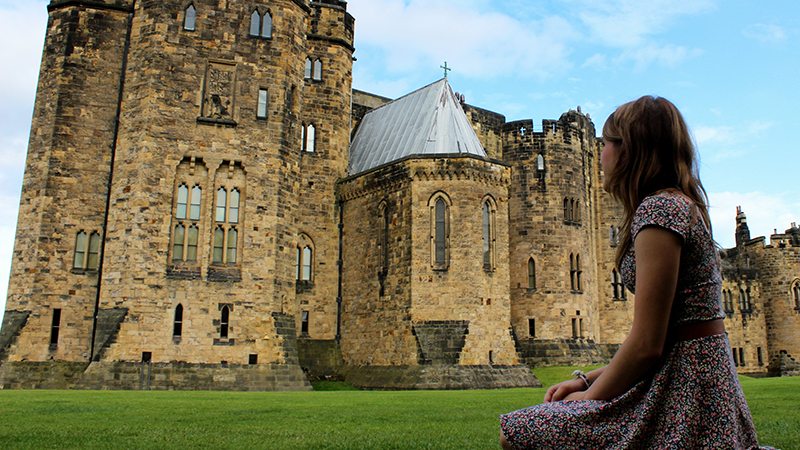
[173,304,183,338]
[227,228,238,263]
[173,225,185,261]
[483,202,491,269]
[302,246,312,280]
[528,318,535,338]
[569,254,576,291]
[571,318,578,338]
[74,232,87,269]
[257,88,268,119]
[527,258,536,289]
[301,311,309,334]
[50,309,61,347]
[757,347,763,366]
[435,199,446,265]
[537,154,545,171]
[262,12,272,38]
[213,227,224,263]
[739,348,746,366]
[379,203,389,271]
[563,198,569,222]
[186,225,198,261]
[184,5,196,31]
[732,348,739,366]
[250,10,261,36]
[177,185,188,219]
[302,124,316,152]
[190,186,201,220]
[220,306,230,339]
[305,58,313,79]
[576,254,582,291]
[296,236,314,282]
[229,189,240,223]
[216,187,227,222]
[792,280,800,309]
[313,59,322,80]
[87,232,100,269]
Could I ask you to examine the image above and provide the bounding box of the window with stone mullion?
[212,183,241,264]
[173,184,202,262]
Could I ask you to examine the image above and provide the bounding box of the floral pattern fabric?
[500,192,777,450]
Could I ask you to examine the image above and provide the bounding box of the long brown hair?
[602,96,712,268]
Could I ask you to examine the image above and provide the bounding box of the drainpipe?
[336,199,344,344]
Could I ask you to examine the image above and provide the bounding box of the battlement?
[502,110,595,148]
[49,0,134,13]
[309,0,355,49]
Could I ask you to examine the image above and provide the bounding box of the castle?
[0,0,797,390]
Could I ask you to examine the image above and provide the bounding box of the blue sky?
[1,0,799,315]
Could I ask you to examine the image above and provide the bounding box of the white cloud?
[582,53,607,69]
[567,0,716,48]
[693,120,774,163]
[615,43,704,71]
[743,23,787,43]
[349,0,579,80]
[709,191,800,249]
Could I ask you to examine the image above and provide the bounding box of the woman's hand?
[544,378,587,403]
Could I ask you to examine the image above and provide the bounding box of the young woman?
[499,96,776,449]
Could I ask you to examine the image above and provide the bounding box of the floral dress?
[500,192,777,450]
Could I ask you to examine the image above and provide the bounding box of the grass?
[0,367,794,450]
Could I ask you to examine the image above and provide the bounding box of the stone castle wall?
[3,1,133,365]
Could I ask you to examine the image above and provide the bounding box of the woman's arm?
[564,226,682,402]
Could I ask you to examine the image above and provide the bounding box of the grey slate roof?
[348,78,487,176]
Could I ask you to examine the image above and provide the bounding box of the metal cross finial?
[440,61,452,78]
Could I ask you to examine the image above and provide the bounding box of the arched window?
[482,198,496,270]
[216,187,227,222]
[220,305,230,339]
[227,227,238,263]
[793,280,800,309]
[74,231,101,269]
[87,232,101,269]
[171,159,207,266]
[74,231,87,268]
[262,12,272,38]
[213,226,225,263]
[574,201,581,223]
[304,58,313,79]
[249,10,272,38]
[435,199,447,266]
[211,163,244,265]
[250,10,261,36]
[576,254,582,291]
[527,258,536,289]
[173,304,184,337]
[429,193,451,269]
[313,59,322,80]
[184,5,196,31]
[296,243,313,281]
[739,288,751,312]
[537,154,545,171]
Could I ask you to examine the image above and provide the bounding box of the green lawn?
[0,367,794,449]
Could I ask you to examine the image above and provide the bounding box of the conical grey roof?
[348,78,486,175]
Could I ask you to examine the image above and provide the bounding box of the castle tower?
[503,111,614,365]
[1,0,354,390]
[0,0,135,387]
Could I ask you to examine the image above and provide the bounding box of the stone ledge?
[340,364,541,390]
